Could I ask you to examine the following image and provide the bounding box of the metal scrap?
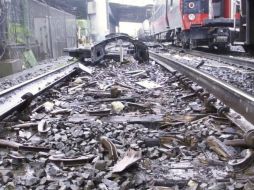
[91,34,149,64]
[0,139,50,152]
[100,136,118,161]
[51,109,71,116]
[112,149,142,173]
[38,120,51,133]
[228,149,254,171]
[64,34,149,64]
[78,63,93,75]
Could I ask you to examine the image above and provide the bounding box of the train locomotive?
[144,0,240,50]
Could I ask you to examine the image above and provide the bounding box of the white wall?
[109,0,154,6]
[89,0,109,42]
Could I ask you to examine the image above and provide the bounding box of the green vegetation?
[77,19,90,36]
[8,23,30,44]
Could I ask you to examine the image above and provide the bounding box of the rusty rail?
[150,51,254,145]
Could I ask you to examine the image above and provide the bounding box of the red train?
[141,0,241,50]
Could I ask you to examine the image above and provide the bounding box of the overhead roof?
[109,3,153,23]
[41,0,87,19]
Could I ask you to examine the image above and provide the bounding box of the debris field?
[0,56,254,190]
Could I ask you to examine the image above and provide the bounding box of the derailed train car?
[140,0,240,50]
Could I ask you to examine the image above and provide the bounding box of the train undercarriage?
[154,26,236,51]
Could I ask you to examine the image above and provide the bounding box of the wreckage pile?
[0,56,254,190]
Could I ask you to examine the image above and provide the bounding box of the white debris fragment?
[78,63,93,75]
[74,77,83,84]
[111,101,125,113]
[173,54,193,61]
[136,80,161,89]
[43,102,54,112]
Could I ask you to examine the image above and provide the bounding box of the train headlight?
[188,14,196,21]
[188,2,195,9]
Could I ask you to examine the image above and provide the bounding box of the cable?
[0,1,7,25]
[0,43,6,60]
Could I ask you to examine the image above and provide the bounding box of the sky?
[119,22,142,37]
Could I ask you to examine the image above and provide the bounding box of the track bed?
[0,57,253,189]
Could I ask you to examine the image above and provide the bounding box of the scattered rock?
[25,176,39,187]
[95,160,107,171]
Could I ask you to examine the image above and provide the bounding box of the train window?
[183,0,208,14]
[212,0,224,18]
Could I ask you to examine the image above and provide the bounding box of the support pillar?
[246,0,254,47]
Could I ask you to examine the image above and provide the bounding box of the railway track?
[0,54,254,189]
[187,49,254,70]
[150,50,254,145]
[167,45,254,70]
[156,45,254,96]
[0,61,78,120]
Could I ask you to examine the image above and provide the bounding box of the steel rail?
[149,51,254,126]
[165,45,254,69]
[189,49,254,70]
[0,61,78,120]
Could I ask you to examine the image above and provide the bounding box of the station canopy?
[109,3,153,23]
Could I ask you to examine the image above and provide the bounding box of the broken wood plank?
[163,114,208,124]
[49,154,95,166]
[12,123,38,129]
[51,109,71,115]
[132,71,147,77]
[206,136,237,159]
[103,115,163,125]
[0,139,50,152]
[86,97,136,104]
[83,91,111,98]
[126,102,151,109]
[115,81,134,89]
[69,81,97,93]
[160,122,185,129]
[0,139,22,149]
[136,80,161,89]
[153,179,188,188]
[125,70,145,74]
[87,109,111,117]
[181,93,196,100]
[68,114,97,123]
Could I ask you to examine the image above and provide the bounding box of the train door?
[211,0,231,18]
[212,0,224,18]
